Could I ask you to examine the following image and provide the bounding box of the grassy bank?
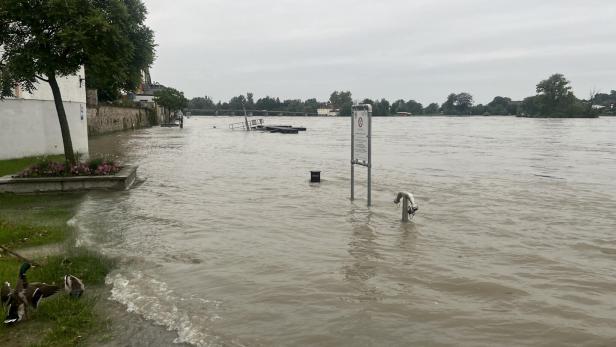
[0,158,114,346]
[0,155,64,177]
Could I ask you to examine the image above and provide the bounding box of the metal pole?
[402,197,409,222]
[367,107,372,207]
[351,109,355,201]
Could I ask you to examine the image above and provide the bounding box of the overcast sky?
[143,0,616,104]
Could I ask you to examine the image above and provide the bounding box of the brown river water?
[81,116,616,347]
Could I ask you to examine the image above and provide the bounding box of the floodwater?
[80,116,616,346]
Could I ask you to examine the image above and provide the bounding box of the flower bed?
[15,159,122,178]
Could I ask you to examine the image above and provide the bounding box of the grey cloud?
[143,0,616,104]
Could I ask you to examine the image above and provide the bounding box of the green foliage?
[518,74,596,117]
[534,74,576,115]
[441,92,474,115]
[228,94,248,110]
[154,87,188,112]
[255,96,282,110]
[390,99,423,115]
[330,91,353,116]
[486,96,517,115]
[592,90,616,115]
[0,0,144,91]
[372,98,391,117]
[303,98,319,114]
[85,0,156,102]
[187,75,609,118]
[188,96,215,109]
[193,94,323,115]
[0,0,155,163]
[424,103,440,114]
[593,90,616,107]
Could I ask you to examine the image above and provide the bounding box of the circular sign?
[358,117,364,128]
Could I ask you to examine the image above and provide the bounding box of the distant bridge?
[187,109,322,117]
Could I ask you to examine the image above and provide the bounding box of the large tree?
[228,94,248,110]
[406,99,423,115]
[424,103,439,114]
[455,92,474,114]
[0,0,143,164]
[487,96,514,115]
[154,87,188,116]
[390,99,408,114]
[303,98,319,114]
[256,96,282,111]
[372,98,391,117]
[86,0,155,101]
[535,73,576,115]
[329,91,353,116]
[189,96,215,109]
[441,93,473,115]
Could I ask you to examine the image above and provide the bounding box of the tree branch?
[0,245,41,267]
[35,75,49,82]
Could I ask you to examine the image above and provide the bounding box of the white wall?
[0,68,88,160]
[17,67,87,103]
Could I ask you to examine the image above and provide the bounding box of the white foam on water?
[106,271,228,347]
[66,217,78,227]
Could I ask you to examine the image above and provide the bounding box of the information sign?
[353,109,369,164]
[351,104,372,206]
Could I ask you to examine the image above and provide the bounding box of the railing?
[229,118,265,131]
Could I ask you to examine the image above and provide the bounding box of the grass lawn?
[0,157,115,346]
[0,155,65,177]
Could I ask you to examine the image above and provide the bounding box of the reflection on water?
[80,116,616,346]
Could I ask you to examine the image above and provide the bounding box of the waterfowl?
[64,275,84,298]
[4,263,31,324]
[1,282,10,306]
[24,283,60,309]
[3,263,59,324]
[4,294,25,324]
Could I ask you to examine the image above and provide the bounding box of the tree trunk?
[48,74,76,165]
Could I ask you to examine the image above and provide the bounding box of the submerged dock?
[229,117,306,134]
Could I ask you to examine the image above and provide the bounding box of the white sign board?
[353,109,369,164]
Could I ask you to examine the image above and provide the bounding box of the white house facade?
[0,67,88,160]
[317,107,340,117]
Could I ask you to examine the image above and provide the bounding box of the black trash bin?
[310,170,321,183]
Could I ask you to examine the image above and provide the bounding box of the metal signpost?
[351,104,372,206]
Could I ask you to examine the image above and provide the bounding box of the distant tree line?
[187,74,614,117]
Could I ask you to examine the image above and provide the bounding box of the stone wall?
[87,105,160,136]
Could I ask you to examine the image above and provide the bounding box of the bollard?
[310,171,321,183]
